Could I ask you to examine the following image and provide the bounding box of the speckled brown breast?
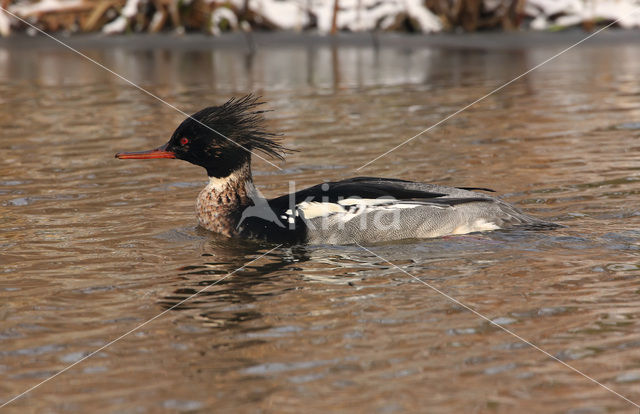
[195,164,253,237]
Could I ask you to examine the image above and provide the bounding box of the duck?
[115,94,555,245]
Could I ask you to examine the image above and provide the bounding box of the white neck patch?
[204,161,256,195]
[206,175,236,193]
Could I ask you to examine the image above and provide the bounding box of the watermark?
[354,11,639,172]
[356,243,640,410]
[1,4,638,410]
[0,7,283,173]
[236,180,405,233]
[0,246,282,409]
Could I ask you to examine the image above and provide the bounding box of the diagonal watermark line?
[0,6,282,171]
[0,245,282,409]
[355,242,640,409]
[355,11,639,172]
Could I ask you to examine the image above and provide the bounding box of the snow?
[525,0,584,17]
[526,0,640,29]
[9,0,83,16]
[250,0,309,31]
[0,9,10,37]
[591,0,640,28]
[405,0,442,32]
[313,0,441,33]
[223,0,640,32]
[121,0,140,18]
[102,15,128,34]
[210,7,238,36]
[102,0,140,33]
[3,0,640,36]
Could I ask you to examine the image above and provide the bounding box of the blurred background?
[1,0,640,36]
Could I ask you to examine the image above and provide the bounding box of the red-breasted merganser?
[115,95,555,245]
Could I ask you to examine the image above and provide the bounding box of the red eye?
[180,137,189,146]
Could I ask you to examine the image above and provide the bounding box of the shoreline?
[1,29,640,51]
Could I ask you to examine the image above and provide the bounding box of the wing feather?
[268,177,494,208]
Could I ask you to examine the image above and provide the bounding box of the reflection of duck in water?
[116,95,556,244]
[157,244,310,328]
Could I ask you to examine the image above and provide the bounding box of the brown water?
[2,33,640,413]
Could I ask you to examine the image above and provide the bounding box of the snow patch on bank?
[527,0,640,30]
[3,0,640,36]
[10,0,83,16]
